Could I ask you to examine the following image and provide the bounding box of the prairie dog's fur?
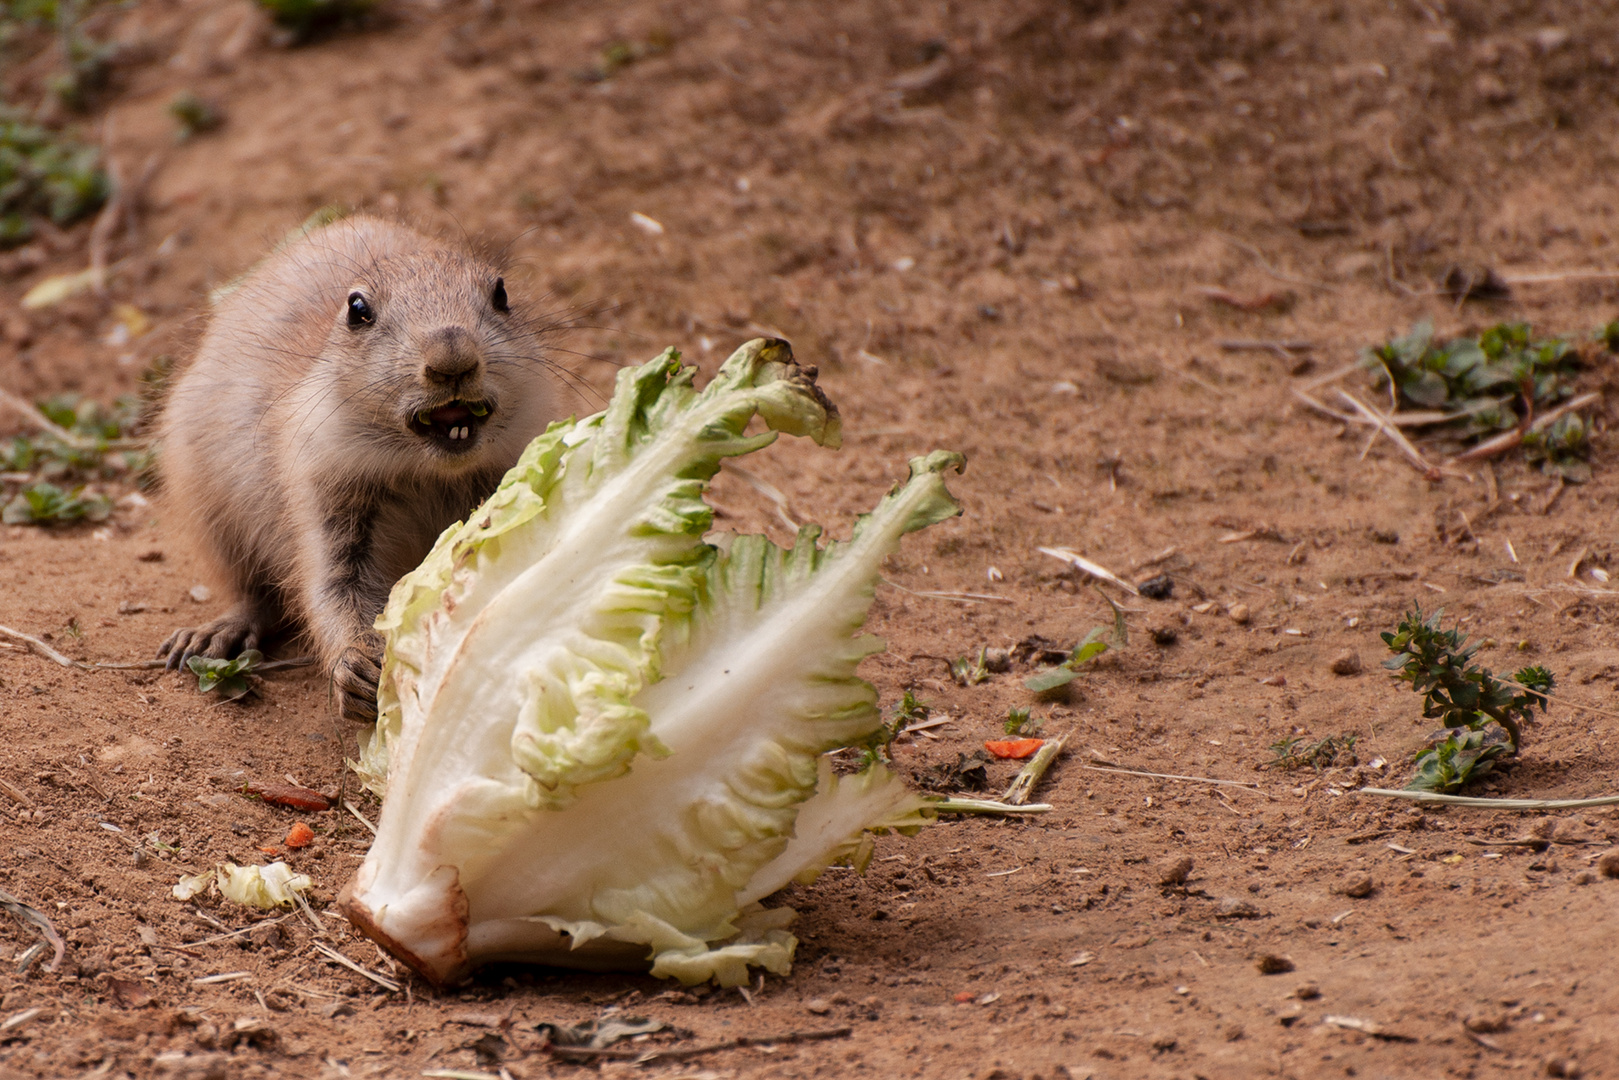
[158,216,561,720]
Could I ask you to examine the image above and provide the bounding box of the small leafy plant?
[1381,606,1554,792]
[1,481,111,524]
[0,109,108,244]
[1594,320,1619,353]
[186,650,262,700]
[1362,320,1579,429]
[1003,706,1043,736]
[0,393,149,488]
[1025,590,1127,694]
[1361,321,1596,477]
[858,689,930,765]
[950,648,989,686]
[168,93,222,140]
[1522,413,1591,483]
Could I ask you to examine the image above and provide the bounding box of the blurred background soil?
[4,1,1619,1077]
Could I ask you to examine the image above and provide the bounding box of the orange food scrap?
[285,822,316,848]
[984,738,1044,760]
[954,991,975,1004]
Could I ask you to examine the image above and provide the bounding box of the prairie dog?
[158,216,563,721]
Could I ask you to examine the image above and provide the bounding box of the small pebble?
[1157,855,1194,886]
[1295,983,1321,1000]
[1256,954,1295,975]
[1574,870,1596,885]
[1227,602,1251,625]
[189,585,212,603]
[982,647,1011,672]
[805,997,831,1015]
[1595,848,1619,878]
[1216,897,1260,919]
[1329,649,1362,676]
[1151,625,1179,646]
[1339,872,1375,898]
[1137,573,1173,600]
[1465,1013,1507,1034]
[1545,1057,1582,1078]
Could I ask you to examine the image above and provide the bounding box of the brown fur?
[157,216,563,721]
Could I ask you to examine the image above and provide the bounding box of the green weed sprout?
[1,481,111,524]
[858,688,930,766]
[1003,706,1042,736]
[1025,589,1127,694]
[950,648,989,686]
[1381,605,1554,792]
[1361,320,1580,439]
[186,650,263,700]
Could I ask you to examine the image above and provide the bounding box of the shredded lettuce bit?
[172,862,313,908]
[339,339,962,987]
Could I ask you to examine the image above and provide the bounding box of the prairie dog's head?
[320,241,554,474]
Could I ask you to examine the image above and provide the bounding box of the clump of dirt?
[5,1,1619,1077]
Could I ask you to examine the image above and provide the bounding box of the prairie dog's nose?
[422,326,481,383]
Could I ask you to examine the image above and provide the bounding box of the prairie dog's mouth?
[409,399,492,451]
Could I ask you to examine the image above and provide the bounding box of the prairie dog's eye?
[347,291,374,328]
[491,278,509,314]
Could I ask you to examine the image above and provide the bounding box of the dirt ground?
[6,0,1619,1077]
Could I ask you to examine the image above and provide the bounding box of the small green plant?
[857,688,930,765]
[950,648,989,686]
[1270,733,1357,771]
[1,480,111,524]
[0,393,147,481]
[0,108,109,245]
[186,650,262,700]
[1361,321,1590,463]
[1594,321,1619,353]
[1003,706,1043,736]
[1522,413,1592,483]
[1381,605,1554,792]
[1025,590,1127,694]
[168,92,221,140]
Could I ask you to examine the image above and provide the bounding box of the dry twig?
[545,1026,853,1064]
[1004,729,1071,805]
[310,941,400,993]
[1449,392,1601,464]
[1037,547,1140,596]
[1333,390,1454,479]
[0,623,86,669]
[879,578,1014,604]
[0,888,65,973]
[1081,764,1268,794]
[1354,788,1619,809]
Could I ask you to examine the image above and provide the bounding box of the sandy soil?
[5,1,1619,1077]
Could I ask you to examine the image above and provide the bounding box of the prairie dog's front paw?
[158,605,266,670]
[334,632,384,723]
